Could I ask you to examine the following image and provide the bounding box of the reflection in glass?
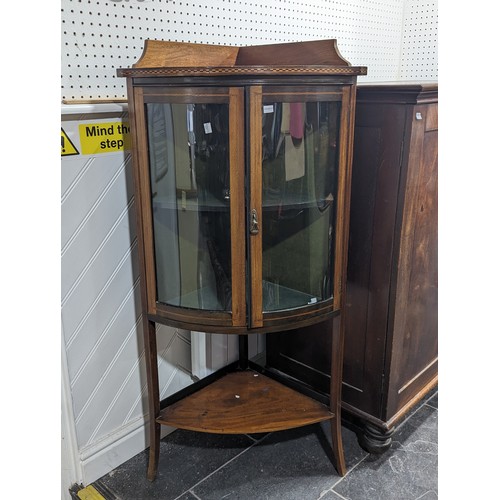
[261,101,340,311]
[146,102,232,311]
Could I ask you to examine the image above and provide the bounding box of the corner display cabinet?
[118,39,366,481]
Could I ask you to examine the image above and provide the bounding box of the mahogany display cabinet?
[118,39,366,480]
[266,83,438,453]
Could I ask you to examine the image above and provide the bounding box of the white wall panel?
[61,112,193,484]
[61,155,126,249]
[69,280,141,418]
[62,237,138,356]
[61,162,134,302]
[61,156,95,203]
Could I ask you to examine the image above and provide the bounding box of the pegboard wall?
[61,0,438,101]
[400,0,438,80]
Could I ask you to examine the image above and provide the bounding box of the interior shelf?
[263,193,334,211]
[152,194,228,212]
[152,193,334,212]
[157,369,333,434]
[262,280,319,311]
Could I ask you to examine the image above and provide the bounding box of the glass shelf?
[263,280,319,312]
[164,286,227,311]
[262,193,334,211]
[152,194,229,212]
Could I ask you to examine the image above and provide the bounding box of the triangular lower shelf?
[157,369,333,434]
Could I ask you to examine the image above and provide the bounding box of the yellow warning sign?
[61,128,79,156]
[76,485,106,500]
[79,121,131,155]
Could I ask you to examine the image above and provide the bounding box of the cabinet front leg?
[330,416,346,476]
[330,316,347,476]
[144,319,161,481]
[147,422,161,481]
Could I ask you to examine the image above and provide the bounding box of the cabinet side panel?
[334,87,354,310]
[132,87,158,315]
[342,103,407,416]
[266,321,332,395]
[387,104,438,416]
[127,83,147,309]
[343,126,379,389]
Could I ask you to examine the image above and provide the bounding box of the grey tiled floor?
[92,390,438,500]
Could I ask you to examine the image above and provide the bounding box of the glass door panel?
[146,100,232,311]
[260,94,342,312]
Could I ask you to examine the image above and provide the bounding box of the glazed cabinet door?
[132,86,246,329]
[248,85,352,329]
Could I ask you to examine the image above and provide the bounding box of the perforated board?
[400,0,438,80]
[61,0,437,102]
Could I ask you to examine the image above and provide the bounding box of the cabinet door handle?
[250,209,259,235]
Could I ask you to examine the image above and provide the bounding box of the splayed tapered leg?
[330,315,347,476]
[144,319,161,482]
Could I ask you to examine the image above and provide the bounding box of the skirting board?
[80,416,174,484]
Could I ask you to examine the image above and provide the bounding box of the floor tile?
[192,423,366,500]
[89,392,438,500]
[316,490,347,499]
[426,392,438,409]
[176,493,199,500]
[413,492,438,500]
[332,405,438,500]
[93,430,253,500]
